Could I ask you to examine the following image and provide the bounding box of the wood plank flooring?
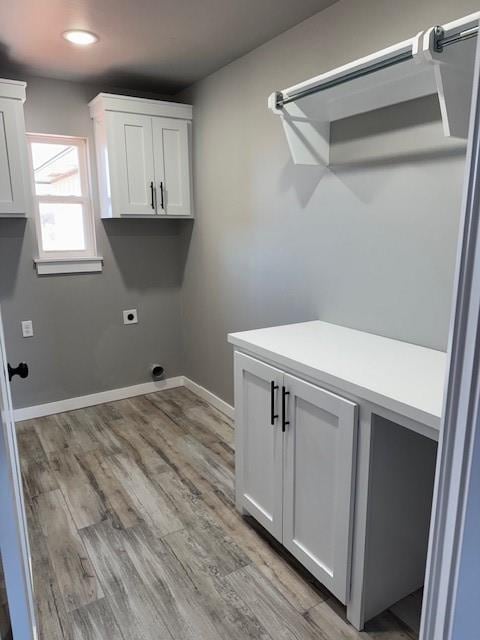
[17,386,418,640]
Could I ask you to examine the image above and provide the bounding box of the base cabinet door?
[282,373,357,603]
[234,352,283,540]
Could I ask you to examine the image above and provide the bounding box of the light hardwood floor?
[17,387,418,640]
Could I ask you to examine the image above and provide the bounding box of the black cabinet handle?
[8,362,29,382]
[160,181,165,210]
[281,386,290,432]
[150,181,155,209]
[270,380,278,425]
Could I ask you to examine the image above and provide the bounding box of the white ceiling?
[0,0,338,93]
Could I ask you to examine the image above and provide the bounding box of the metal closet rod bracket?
[434,24,479,53]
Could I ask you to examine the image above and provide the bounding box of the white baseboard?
[13,376,184,422]
[13,375,234,422]
[183,377,234,419]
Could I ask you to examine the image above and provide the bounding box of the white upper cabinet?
[89,93,193,218]
[0,79,28,217]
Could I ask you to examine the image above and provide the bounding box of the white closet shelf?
[269,12,479,165]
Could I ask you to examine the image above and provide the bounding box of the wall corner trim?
[12,376,234,422]
[183,377,234,419]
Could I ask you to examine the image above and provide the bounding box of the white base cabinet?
[89,93,193,219]
[234,351,358,603]
[230,321,442,629]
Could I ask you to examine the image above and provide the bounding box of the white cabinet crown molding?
[0,78,26,103]
[88,92,192,121]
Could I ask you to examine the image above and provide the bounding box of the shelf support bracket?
[420,23,478,139]
[268,92,330,166]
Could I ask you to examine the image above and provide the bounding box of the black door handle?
[8,362,29,382]
[270,380,279,425]
[281,386,290,433]
[160,181,165,210]
[150,181,155,209]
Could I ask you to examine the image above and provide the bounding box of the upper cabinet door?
[152,117,191,216]
[0,98,26,216]
[108,112,156,216]
[234,352,284,541]
[283,374,357,604]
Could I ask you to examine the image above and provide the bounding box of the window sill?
[34,257,104,275]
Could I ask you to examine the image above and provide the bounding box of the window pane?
[39,203,86,251]
[30,142,82,196]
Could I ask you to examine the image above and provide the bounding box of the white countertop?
[228,321,447,432]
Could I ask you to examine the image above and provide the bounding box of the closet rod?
[277,51,413,107]
[276,25,479,109]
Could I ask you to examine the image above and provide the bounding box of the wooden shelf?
[269,12,480,165]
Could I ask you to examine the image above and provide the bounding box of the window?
[27,134,102,274]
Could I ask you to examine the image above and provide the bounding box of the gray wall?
[0,76,186,408]
[1,0,478,411]
[178,0,478,405]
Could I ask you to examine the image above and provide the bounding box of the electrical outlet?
[123,309,138,325]
[21,320,34,338]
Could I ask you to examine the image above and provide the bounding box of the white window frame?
[27,133,102,274]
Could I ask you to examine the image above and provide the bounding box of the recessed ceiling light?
[62,30,99,46]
